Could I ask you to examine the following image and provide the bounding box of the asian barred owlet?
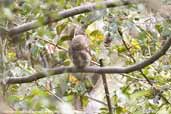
[69,34,91,68]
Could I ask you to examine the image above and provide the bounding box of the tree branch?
[99,59,113,113]
[2,36,171,84]
[8,1,132,36]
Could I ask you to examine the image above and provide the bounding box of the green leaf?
[131,90,152,100]
[8,95,22,102]
[30,87,47,97]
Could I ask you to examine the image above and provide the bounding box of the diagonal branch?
[118,28,171,104]
[1,36,171,84]
[118,28,153,85]
[8,1,132,36]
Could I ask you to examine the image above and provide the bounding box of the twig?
[35,82,64,103]
[122,74,147,82]
[85,94,115,109]
[118,29,152,85]
[37,37,68,52]
[99,59,113,114]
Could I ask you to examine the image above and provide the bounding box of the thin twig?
[35,82,64,103]
[99,59,113,114]
[85,94,115,109]
[122,74,147,82]
[37,37,68,52]
[118,28,152,85]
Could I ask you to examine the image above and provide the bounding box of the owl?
[69,34,91,68]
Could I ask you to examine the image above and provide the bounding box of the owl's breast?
[71,50,91,68]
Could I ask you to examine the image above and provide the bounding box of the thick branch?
[2,36,171,84]
[8,1,131,36]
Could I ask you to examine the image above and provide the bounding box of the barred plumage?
[69,35,91,68]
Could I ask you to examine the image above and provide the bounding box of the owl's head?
[71,35,89,50]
